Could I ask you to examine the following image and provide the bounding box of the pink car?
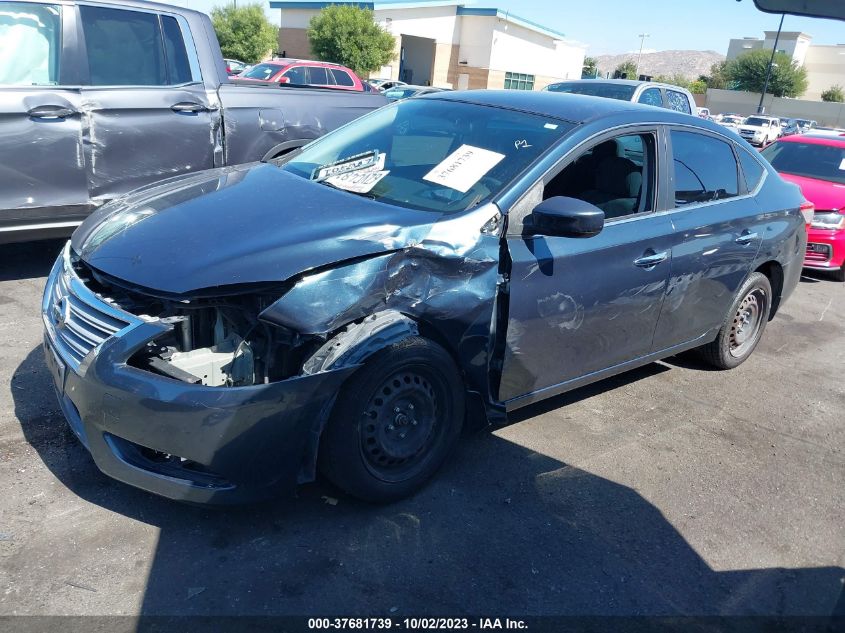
[236,59,365,91]
[761,134,845,280]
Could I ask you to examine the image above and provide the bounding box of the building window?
[504,72,535,90]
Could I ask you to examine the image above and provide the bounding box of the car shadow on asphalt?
[11,345,845,617]
[0,240,65,282]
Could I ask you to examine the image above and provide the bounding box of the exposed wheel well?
[755,261,784,319]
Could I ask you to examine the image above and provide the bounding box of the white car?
[719,115,745,131]
[737,115,781,147]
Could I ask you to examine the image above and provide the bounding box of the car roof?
[549,79,693,93]
[388,85,440,91]
[780,133,845,147]
[269,58,350,69]
[426,90,709,126]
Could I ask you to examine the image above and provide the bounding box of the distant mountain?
[594,50,726,81]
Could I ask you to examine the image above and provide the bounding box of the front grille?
[805,243,832,263]
[45,252,134,368]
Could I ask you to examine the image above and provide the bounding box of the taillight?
[799,200,814,225]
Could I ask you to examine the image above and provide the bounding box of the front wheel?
[698,272,772,369]
[318,337,465,503]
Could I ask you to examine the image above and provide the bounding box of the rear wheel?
[318,337,465,503]
[698,272,772,369]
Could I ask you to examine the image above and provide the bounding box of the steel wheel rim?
[359,366,446,483]
[729,288,767,358]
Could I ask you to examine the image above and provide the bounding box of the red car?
[236,59,365,91]
[761,133,845,281]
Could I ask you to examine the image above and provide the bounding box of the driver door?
[499,128,675,404]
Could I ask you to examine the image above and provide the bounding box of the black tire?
[698,272,772,369]
[833,267,845,283]
[318,336,465,503]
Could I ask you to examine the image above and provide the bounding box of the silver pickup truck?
[0,0,386,243]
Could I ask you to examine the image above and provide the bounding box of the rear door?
[0,1,89,238]
[651,128,763,351]
[75,4,218,205]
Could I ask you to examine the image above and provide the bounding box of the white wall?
[457,15,494,68]
[704,88,845,127]
[803,45,845,101]
[278,8,319,29]
[375,6,459,45]
[489,21,584,82]
[727,38,763,61]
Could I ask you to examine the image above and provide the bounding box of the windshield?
[744,117,772,127]
[241,63,282,80]
[384,88,419,100]
[282,99,571,213]
[761,140,845,185]
[545,82,637,101]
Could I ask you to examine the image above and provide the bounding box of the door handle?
[28,105,76,119]
[735,232,758,245]
[633,251,669,268]
[171,101,210,113]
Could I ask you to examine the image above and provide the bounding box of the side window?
[665,90,692,114]
[671,130,739,206]
[283,66,307,84]
[0,2,62,86]
[331,69,355,86]
[543,132,656,220]
[161,16,192,85]
[80,6,166,86]
[308,66,329,85]
[737,146,765,191]
[638,88,663,108]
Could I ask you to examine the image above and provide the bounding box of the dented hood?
[72,163,439,295]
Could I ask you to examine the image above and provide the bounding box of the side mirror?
[278,76,291,84]
[523,197,605,238]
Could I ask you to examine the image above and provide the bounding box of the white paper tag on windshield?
[423,145,505,193]
[839,158,845,171]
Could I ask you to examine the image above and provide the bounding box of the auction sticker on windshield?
[423,145,505,193]
[326,154,389,193]
[313,151,380,182]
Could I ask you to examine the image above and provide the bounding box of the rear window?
[671,130,739,205]
[331,69,354,86]
[665,90,691,114]
[545,82,636,101]
[737,147,765,191]
[161,16,192,85]
[242,63,282,81]
[0,2,62,85]
[761,140,845,185]
[309,66,329,84]
[81,6,167,86]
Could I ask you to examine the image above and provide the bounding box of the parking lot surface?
[0,239,843,616]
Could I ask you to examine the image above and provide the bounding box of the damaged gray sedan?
[42,91,807,504]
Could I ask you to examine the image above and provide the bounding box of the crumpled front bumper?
[41,247,355,504]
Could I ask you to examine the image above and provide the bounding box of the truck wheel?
[318,336,465,503]
[833,267,845,282]
[698,272,772,369]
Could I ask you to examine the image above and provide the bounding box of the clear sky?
[164,0,845,55]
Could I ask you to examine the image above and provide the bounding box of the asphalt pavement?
[0,239,842,617]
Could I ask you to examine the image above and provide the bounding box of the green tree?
[211,4,278,64]
[821,84,844,102]
[614,60,638,79]
[688,79,707,94]
[582,56,599,78]
[307,5,395,77]
[702,61,729,90]
[725,49,808,98]
[652,74,691,89]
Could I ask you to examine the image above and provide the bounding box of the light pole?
[635,33,649,79]
[757,13,785,114]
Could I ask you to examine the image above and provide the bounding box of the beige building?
[727,31,845,101]
[269,0,585,90]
